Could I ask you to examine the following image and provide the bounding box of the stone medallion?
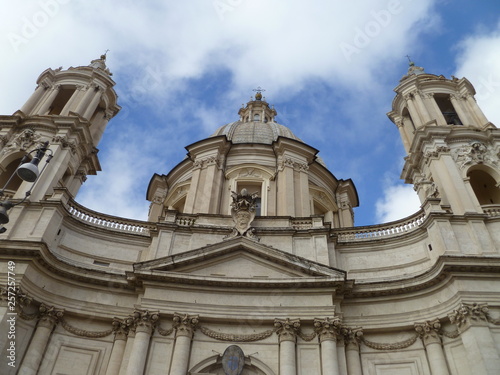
[221,345,245,375]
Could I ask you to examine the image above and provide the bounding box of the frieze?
[453,141,497,169]
[0,129,42,156]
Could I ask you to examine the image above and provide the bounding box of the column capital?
[341,326,363,350]
[38,303,64,329]
[415,318,442,346]
[112,317,129,341]
[129,310,160,335]
[275,318,300,343]
[173,313,199,338]
[448,302,489,331]
[314,317,341,342]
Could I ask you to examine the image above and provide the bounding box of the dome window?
[253,113,260,121]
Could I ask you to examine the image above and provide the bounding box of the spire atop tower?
[89,51,112,75]
[403,55,425,78]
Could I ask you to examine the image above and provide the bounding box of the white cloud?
[375,184,421,223]
[0,0,438,114]
[454,21,500,127]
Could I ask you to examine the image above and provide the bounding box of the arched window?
[253,113,260,121]
[468,169,500,205]
[0,157,24,196]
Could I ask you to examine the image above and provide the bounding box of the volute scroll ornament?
[414,318,442,346]
[314,316,341,342]
[224,188,260,241]
[448,302,489,330]
[274,318,300,342]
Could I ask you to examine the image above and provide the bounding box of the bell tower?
[0,55,120,201]
[388,61,500,216]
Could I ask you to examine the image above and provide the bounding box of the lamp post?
[0,141,53,229]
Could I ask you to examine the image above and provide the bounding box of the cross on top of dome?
[253,86,265,100]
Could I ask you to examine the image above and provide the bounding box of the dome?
[211,120,303,145]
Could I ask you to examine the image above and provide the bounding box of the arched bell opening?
[467,167,500,205]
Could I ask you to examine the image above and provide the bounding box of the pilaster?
[448,303,500,375]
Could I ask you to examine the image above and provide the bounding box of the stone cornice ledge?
[346,255,500,298]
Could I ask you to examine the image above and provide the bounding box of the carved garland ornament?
[361,334,419,350]
[200,326,275,342]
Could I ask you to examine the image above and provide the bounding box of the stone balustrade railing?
[482,204,500,217]
[65,199,154,236]
[333,210,426,243]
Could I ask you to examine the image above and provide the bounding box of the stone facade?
[0,60,499,375]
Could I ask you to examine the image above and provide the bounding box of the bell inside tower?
[48,87,76,115]
[434,94,462,125]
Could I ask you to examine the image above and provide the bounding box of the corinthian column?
[105,318,128,375]
[342,326,363,375]
[449,303,500,375]
[275,318,300,375]
[125,310,159,375]
[18,304,64,375]
[169,313,199,375]
[414,319,449,375]
[314,317,341,375]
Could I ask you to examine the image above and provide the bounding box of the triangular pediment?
[133,237,346,288]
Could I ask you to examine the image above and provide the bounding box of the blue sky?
[1,0,499,226]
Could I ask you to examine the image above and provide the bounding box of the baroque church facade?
[0,56,499,375]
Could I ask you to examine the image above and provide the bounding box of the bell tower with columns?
[388,61,500,216]
[0,55,120,201]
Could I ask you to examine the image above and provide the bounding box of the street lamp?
[0,141,53,228]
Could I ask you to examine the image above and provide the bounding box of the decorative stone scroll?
[224,189,260,241]
[414,318,442,345]
[314,317,341,342]
[448,302,489,329]
[38,303,65,328]
[173,313,199,338]
[274,318,300,342]
[342,326,363,349]
[130,309,160,334]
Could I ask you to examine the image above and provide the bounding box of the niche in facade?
[402,107,415,131]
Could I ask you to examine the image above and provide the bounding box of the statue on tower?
[224,188,260,241]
